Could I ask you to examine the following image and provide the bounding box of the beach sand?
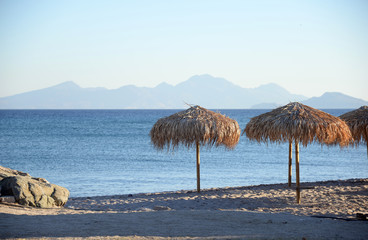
[1,178,368,239]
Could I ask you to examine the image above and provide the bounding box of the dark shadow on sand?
[1,210,368,239]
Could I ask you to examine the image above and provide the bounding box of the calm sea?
[0,109,367,197]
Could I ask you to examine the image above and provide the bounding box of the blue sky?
[0,0,367,100]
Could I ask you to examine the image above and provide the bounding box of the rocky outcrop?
[0,166,69,208]
[0,165,30,179]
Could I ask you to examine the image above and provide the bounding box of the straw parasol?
[340,106,368,158]
[244,102,352,203]
[150,105,241,192]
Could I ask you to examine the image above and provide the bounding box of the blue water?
[0,109,367,197]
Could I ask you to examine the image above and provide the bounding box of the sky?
[0,0,367,100]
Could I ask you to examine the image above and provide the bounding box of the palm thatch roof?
[244,102,352,147]
[150,105,241,150]
[340,106,368,145]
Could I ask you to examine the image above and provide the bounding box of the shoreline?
[1,178,368,239]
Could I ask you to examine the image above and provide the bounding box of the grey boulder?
[0,166,69,208]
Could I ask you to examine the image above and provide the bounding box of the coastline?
[1,178,368,239]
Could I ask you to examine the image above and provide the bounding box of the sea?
[0,109,367,197]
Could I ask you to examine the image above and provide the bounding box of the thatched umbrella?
[244,102,352,203]
[150,105,241,193]
[340,106,368,158]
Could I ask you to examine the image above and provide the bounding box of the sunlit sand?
[1,178,367,239]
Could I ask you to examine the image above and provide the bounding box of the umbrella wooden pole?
[295,141,301,204]
[196,142,200,193]
[288,141,292,187]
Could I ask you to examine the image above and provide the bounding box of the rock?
[52,185,69,206]
[37,195,56,208]
[0,196,16,203]
[0,166,30,180]
[153,205,171,211]
[0,166,69,208]
[137,207,154,212]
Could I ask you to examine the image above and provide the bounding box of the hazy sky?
[1,0,367,100]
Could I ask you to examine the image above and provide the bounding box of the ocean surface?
[0,109,367,197]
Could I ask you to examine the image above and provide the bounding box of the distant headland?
[0,75,367,109]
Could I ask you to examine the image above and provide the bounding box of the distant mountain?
[301,92,368,109]
[0,74,364,109]
[251,102,281,109]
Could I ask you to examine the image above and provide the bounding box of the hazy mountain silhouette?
[0,74,365,109]
[301,92,368,109]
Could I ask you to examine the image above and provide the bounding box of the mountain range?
[0,74,366,109]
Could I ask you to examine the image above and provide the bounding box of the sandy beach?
[1,178,368,239]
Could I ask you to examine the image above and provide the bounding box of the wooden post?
[295,140,301,204]
[196,141,200,193]
[288,141,292,187]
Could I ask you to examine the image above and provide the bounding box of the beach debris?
[0,165,70,208]
[356,213,368,221]
[150,105,241,193]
